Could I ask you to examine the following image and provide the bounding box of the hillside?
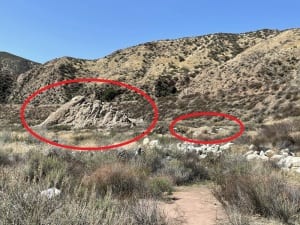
[4,28,300,128]
[0,52,39,103]
[1,29,300,225]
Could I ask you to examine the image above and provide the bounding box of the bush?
[0,149,11,166]
[148,176,173,197]
[252,119,300,148]
[24,151,68,188]
[81,163,147,198]
[212,156,300,224]
[154,75,177,97]
[224,206,251,225]
[0,171,170,225]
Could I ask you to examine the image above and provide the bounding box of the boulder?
[265,149,275,158]
[143,138,150,145]
[259,155,269,161]
[243,150,254,157]
[246,154,260,161]
[220,142,234,151]
[280,148,290,154]
[270,154,285,162]
[277,156,295,168]
[149,140,162,149]
[293,167,300,174]
[249,144,258,151]
[40,188,61,199]
[199,154,207,159]
[290,157,300,167]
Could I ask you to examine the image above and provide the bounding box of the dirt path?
[160,184,227,225]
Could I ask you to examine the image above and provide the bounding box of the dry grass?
[81,163,148,198]
[212,155,300,224]
[250,118,300,151]
[0,171,171,225]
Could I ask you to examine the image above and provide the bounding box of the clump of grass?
[148,176,174,198]
[24,150,68,187]
[81,163,148,198]
[223,206,251,225]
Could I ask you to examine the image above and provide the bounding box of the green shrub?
[148,176,173,197]
[154,75,177,97]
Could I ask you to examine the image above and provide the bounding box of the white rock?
[265,150,275,158]
[277,156,294,168]
[143,138,150,145]
[259,155,269,161]
[177,143,183,150]
[246,154,260,161]
[220,142,234,151]
[249,144,258,151]
[293,167,300,174]
[290,157,300,167]
[149,140,159,147]
[282,167,290,172]
[280,148,290,154]
[259,151,265,156]
[244,150,254,157]
[40,188,61,199]
[270,154,284,162]
[199,154,207,159]
[281,152,289,157]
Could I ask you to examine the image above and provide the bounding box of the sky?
[1,0,299,63]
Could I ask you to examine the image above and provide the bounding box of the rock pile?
[177,142,234,159]
[244,145,300,173]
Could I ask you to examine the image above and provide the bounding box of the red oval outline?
[20,78,159,151]
[169,111,245,144]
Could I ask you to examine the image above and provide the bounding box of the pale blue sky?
[1,0,299,63]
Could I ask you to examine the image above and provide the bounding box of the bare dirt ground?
[161,184,227,225]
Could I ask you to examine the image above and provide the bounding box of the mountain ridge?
[1,28,300,128]
[0,51,39,103]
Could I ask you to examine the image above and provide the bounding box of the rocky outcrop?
[37,96,136,129]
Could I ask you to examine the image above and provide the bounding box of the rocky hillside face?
[0,52,39,103]
[5,28,300,126]
[35,96,137,129]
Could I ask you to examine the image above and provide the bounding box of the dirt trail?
[161,185,227,225]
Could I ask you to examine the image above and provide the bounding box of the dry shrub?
[148,176,174,198]
[0,169,171,225]
[213,156,300,224]
[252,119,300,148]
[156,150,209,185]
[81,163,147,198]
[0,149,11,166]
[24,151,68,187]
[223,206,251,225]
